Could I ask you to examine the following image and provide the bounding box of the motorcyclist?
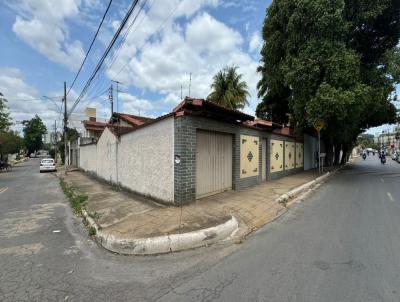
[380,149,386,164]
[362,150,367,160]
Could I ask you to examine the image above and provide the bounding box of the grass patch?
[59,178,88,214]
[88,211,101,221]
[88,226,97,237]
[59,178,99,239]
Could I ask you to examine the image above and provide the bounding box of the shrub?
[59,179,88,214]
[88,226,97,237]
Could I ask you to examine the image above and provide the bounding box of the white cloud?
[148,0,219,20]
[186,12,242,53]
[11,0,85,71]
[119,92,154,115]
[107,4,260,114]
[0,67,63,133]
[163,92,182,106]
[249,31,262,53]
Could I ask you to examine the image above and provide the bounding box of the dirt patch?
[0,203,64,238]
[0,243,44,256]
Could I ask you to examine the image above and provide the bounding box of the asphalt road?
[1,155,400,301]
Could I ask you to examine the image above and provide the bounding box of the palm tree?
[207,65,250,110]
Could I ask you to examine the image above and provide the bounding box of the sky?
[0,0,397,137]
[0,0,269,134]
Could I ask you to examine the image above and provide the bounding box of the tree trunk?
[340,145,349,165]
[333,144,340,165]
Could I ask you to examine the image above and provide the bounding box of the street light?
[42,96,63,112]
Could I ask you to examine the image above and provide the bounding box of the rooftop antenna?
[189,73,192,96]
[109,84,113,116]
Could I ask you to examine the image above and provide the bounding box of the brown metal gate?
[196,130,232,198]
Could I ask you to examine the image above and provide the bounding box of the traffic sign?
[313,120,325,132]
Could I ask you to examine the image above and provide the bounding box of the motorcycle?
[362,153,367,160]
[381,155,386,164]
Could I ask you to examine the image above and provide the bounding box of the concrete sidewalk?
[60,168,334,254]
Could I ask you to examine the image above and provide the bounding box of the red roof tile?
[112,113,154,126]
[82,120,108,131]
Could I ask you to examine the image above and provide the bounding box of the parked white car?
[39,158,56,173]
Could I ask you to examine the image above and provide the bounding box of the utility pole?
[109,84,114,116]
[180,85,183,100]
[63,81,68,175]
[54,120,57,163]
[111,80,121,112]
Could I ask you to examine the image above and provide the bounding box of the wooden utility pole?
[63,81,68,175]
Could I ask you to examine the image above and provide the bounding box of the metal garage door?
[196,130,232,198]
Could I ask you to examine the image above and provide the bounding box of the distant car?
[39,158,56,173]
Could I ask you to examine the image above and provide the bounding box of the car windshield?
[41,160,54,164]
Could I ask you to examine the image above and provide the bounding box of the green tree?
[0,131,24,159]
[207,65,250,110]
[58,127,79,164]
[0,93,12,132]
[257,0,400,162]
[22,115,47,156]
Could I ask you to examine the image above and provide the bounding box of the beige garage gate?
[196,130,233,198]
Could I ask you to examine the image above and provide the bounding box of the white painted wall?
[79,143,97,172]
[78,118,175,204]
[96,127,118,183]
[118,118,174,203]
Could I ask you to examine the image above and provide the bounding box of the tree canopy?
[0,131,24,157]
[22,115,47,155]
[0,93,12,132]
[58,127,79,164]
[257,0,400,149]
[207,65,250,110]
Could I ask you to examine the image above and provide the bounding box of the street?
[1,155,400,301]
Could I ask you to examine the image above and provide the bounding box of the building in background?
[374,130,400,152]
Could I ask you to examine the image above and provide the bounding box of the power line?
[114,0,180,79]
[74,0,148,102]
[67,0,113,96]
[57,98,64,132]
[6,96,62,102]
[42,96,63,112]
[75,86,110,113]
[69,0,150,110]
[68,0,141,117]
[106,0,149,71]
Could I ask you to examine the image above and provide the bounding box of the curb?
[277,168,340,205]
[76,167,342,255]
[10,157,29,166]
[82,209,239,255]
